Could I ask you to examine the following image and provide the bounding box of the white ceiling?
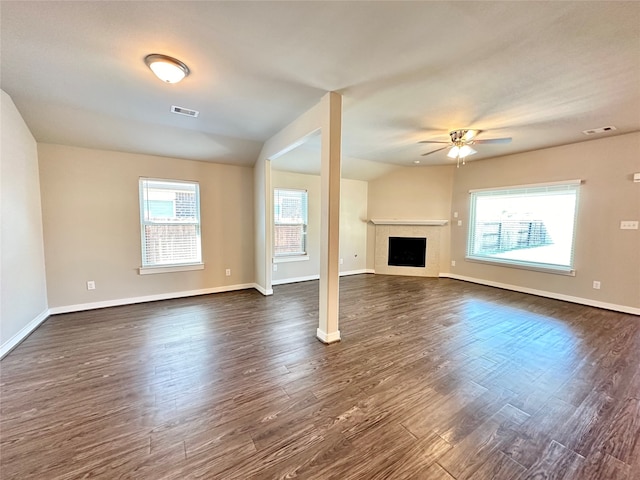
[2,1,639,181]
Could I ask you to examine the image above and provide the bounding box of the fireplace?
[372,220,447,277]
[388,237,426,267]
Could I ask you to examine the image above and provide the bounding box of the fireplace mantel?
[370,219,448,226]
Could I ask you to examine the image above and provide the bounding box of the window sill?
[139,263,205,275]
[273,255,309,264]
[465,256,575,276]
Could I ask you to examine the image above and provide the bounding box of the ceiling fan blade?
[418,140,451,144]
[473,137,512,145]
[421,146,448,156]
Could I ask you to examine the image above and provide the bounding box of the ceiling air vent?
[171,105,199,118]
[582,125,616,135]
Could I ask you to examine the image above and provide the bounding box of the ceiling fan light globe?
[447,146,460,159]
[459,145,477,157]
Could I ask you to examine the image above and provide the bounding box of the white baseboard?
[1,308,50,359]
[272,269,373,286]
[440,273,640,316]
[252,283,273,296]
[339,269,371,277]
[272,274,320,286]
[48,283,257,315]
[316,328,341,344]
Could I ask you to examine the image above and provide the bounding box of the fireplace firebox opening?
[388,237,427,267]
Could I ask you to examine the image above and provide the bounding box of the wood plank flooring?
[1,274,639,479]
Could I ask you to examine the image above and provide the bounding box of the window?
[274,188,308,257]
[467,180,580,275]
[139,178,202,271]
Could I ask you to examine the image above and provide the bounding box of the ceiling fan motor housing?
[449,130,469,143]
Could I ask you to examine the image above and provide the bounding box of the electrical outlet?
[593,281,601,290]
[457,220,462,226]
[451,260,456,267]
[340,258,344,265]
[87,281,96,290]
[453,212,458,218]
[273,264,278,272]
[225,269,231,276]
[620,220,639,230]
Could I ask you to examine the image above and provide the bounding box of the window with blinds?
[274,188,308,257]
[467,181,580,274]
[139,178,202,268]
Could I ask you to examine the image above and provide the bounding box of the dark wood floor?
[1,274,639,479]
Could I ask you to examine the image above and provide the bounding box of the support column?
[316,92,342,344]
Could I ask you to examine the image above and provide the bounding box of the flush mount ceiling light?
[144,54,190,83]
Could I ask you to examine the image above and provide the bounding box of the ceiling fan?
[419,129,512,167]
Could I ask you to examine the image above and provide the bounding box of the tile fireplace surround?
[371,220,448,277]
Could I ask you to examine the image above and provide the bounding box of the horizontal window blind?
[467,182,580,274]
[274,188,308,257]
[140,178,202,267]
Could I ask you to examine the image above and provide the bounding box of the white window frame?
[273,188,309,260]
[139,178,204,275]
[466,180,581,276]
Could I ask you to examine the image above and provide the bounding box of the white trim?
[272,274,319,286]
[465,256,575,276]
[439,273,640,316]
[139,177,202,269]
[48,283,256,314]
[370,219,448,226]
[316,328,341,344]
[468,179,582,193]
[139,263,204,275]
[1,308,50,359]
[272,270,372,286]
[339,269,370,277]
[139,176,200,185]
[273,255,309,264]
[253,283,273,296]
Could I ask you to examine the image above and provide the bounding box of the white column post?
[316,92,342,344]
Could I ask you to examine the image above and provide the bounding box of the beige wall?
[339,177,368,273]
[367,165,455,273]
[450,132,640,311]
[271,170,368,282]
[38,144,254,308]
[0,90,48,352]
